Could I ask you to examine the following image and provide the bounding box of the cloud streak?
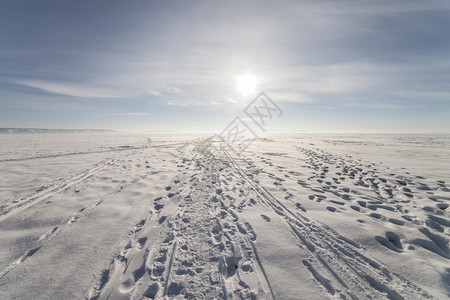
[16,80,120,98]
[108,112,148,116]
[1,0,449,131]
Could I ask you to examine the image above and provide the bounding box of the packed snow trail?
[0,134,448,299]
[85,136,440,299]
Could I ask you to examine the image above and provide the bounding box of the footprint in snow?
[375,231,403,253]
[260,214,271,222]
[326,206,337,212]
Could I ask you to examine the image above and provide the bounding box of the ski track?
[0,146,157,280]
[85,136,442,299]
[0,157,119,220]
[0,145,147,163]
[1,135,448,299]
[223,143,436,299]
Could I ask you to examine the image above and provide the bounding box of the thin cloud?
[16,80,119,98]
[166,98,216,107]
[108,112,148,116]
[392,91,450,101]
[267,90,315,103]
[167,100,187,106]
[147,86,185,98]
[166,86,185,95]
[346,102,406,110]
[2,1,449,132]
[147,89,163,97]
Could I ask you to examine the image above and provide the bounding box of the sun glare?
[235,73,257,97]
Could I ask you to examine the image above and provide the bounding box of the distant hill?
[0,128,116,134]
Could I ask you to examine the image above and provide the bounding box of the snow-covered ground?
[0,133,449,299]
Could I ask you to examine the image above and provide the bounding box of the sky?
[1,0,450,133]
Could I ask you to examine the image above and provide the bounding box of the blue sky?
[1,0,450,132]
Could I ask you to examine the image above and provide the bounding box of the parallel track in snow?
[0,157,118,220]
[219,138,435,300]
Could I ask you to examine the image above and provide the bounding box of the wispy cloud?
[16,80,119,98]
[167,100,187,106]
[147,86,186,98]
[166,86,185,95]
[268,90,315,103]
[166,98,216,106]
[2,0,449,132]
[346,102,406,110]
[147,89,163,97]
[392,91,450,101]
[108,112,148,116]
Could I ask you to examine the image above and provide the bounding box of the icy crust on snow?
[0,133,449,299]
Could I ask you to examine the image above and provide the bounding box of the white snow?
[0,133,449,299]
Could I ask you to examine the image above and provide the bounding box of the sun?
[235,73,257,97]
